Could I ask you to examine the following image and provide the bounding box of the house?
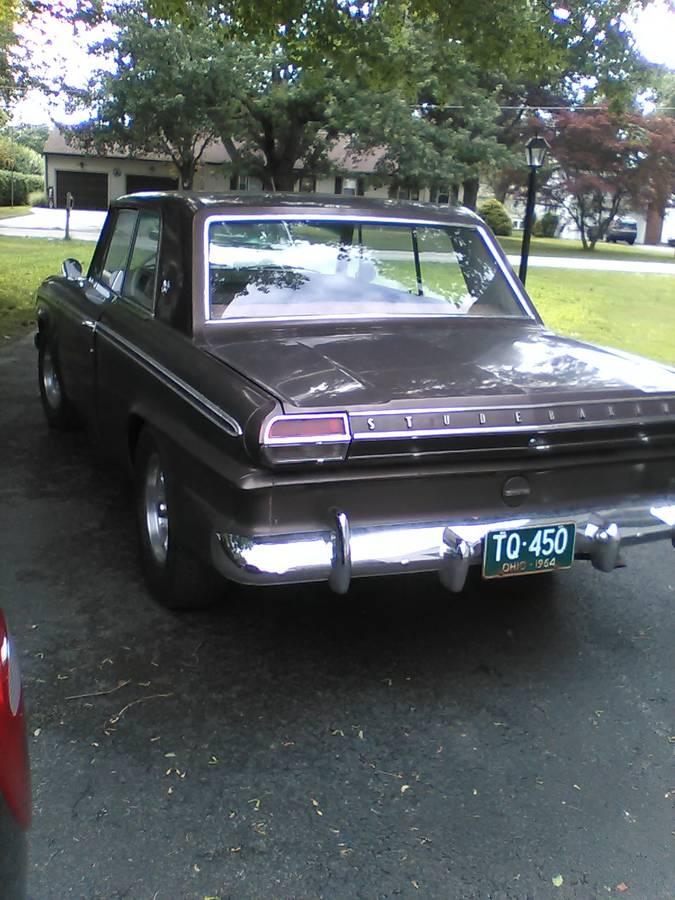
[43,129,440,210]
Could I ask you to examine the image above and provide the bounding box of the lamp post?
[518,135,550,286]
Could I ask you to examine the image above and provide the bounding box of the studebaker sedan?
[35,193,675,608]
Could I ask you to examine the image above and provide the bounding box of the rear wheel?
[38,339,80,430]
[134,428,224,610]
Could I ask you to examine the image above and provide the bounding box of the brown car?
[34,194,675,607]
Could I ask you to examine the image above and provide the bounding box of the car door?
[95,207,163,460]
[54,208,139,425]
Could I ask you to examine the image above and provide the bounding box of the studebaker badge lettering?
[33,191,675,604]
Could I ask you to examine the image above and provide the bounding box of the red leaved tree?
[544,110,655,250]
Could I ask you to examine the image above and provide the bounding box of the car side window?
[122,211,161,312]
[100,209,138,292]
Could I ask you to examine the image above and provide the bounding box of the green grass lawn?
[527,269,675,366]
[293,221,674,264]
[497,233,674,265]
[0,236,94,338]
[0,206,32,220]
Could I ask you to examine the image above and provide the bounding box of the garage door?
[55,171,109,210]
[126,174,179,194]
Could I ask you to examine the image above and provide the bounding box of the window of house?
[337,177,365,196]
[298,176,316,193]
[229,175,249,191]
[122,211,161,311]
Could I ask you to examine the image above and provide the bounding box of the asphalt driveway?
[0,335,674,899]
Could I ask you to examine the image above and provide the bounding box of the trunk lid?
[203,318,675,411]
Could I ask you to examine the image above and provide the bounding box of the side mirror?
[62,258,83,280]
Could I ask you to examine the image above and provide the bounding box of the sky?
[9,0,675,125]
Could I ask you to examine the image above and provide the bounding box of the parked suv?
[606,217,638,245]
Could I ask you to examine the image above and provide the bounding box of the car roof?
[110,191,483,227]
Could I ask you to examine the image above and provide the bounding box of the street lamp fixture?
[525,135,549,169]
[519,135,550,286]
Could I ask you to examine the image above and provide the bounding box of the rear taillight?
[262,413,351,464]
[0,611,31,828]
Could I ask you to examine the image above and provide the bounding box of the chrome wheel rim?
[42,348,62,410]
[144,454,169,566]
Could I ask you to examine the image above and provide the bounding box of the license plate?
[483,523,576,579]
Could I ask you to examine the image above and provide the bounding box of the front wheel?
[37,339,80,430]
[134,429,224,610]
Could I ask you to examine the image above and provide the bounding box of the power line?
[414,104,675,111]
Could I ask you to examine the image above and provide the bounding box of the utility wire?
[414,104,675,111]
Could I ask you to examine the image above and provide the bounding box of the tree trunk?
[645,201,665,245]
[462,177,479,211]
[177,159,196,190]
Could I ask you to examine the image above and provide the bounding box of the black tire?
[37,339,80,430]
[134,428,224,610]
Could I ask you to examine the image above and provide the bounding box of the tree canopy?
[36,0,671,231]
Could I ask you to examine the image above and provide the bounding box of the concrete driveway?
[0,208,106,241]
[1,209,674,273]
[1,335,674,899]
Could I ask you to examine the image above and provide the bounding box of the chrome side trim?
[216,498,675,589]
[351,395,675,416]
[351,417,675,441]
[96,323,243,437]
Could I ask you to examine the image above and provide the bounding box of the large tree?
[63,0,658,199]
[70,7,241,188]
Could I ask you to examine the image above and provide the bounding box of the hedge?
[477,198,513,236]
[0,170,44,206]
[534,211,560,238]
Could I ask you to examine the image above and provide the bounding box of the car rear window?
[206,217,530,322]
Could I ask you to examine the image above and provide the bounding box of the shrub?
[0,170,44,205]
[477,198,512,236]
[28,190,48,207]
[534,211,559,238]
[0,138,43,175]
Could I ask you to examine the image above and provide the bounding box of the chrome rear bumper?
[216,498,675,593]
